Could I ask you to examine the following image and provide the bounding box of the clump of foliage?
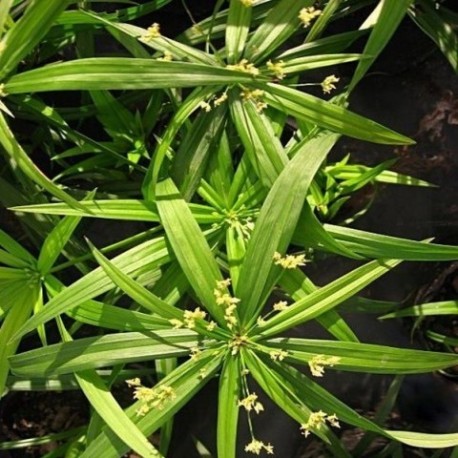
[0,1,457,457]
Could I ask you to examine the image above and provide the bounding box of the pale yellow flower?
[227,59,259,76]
[199,101,212,112]
[300,411,340,437]
[214,92,228,106]
[267,60,285,79]
[321,75,340,94]
[273,251,307,269]
[239,393,264,414]
[142,23,161,41]
[169,318,184,329]
[273,300,288,312]
[128,380,177,415]
[308,355,341,377]
[269,349,288,361]
[298,7,322,27]
[183,307,207,329]
[158,51,173,61]
[245,439,274,455]
[240,0,254,6]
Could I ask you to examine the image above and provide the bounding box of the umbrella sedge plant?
[0,0,457,456]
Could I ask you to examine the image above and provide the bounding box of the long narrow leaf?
[5,59,268,93]
[10,330,202,376]
[236,132,339,323]
[256,258,401,338]
[261,83,414,145]
[156,179,225,324]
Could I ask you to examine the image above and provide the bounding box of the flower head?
[227,59,259,76]
[273,251,307,269]
[127,379,176,415]
[199,101,212,112]
[269,349,288,361]
[298,7,322,27]
[273,300,288,312]
[183,307,207,329]
[300,411,340,437]
[267,60,285,80]
[308,355,341,377]
[245,439,274,455]
[321,75,340,94]
[239,393,264,414]
[240,0,254,6]
[142,23,161,41]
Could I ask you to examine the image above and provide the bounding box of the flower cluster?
[298,7,322,27]
[158,51,173,61]
[245,439,274,455]
[142,23,161,41]
[240,0,254,7]
[308,354,341,377]
[214,278,240,330]
[300,411,340,437]
[199,92,228,112]
[273,251,307,269]
[126,378,176,416]
[321,75,340,94]
[0,84,6,97]
[227,59,259,76]
[169,307,207,330]
[267,60,285,80]
[269,349,288,361]
[273,300,288,312]
[239,392,264,414]
[228,334,248,355]
[241,88,267,112]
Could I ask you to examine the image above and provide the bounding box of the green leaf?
[0,285,38,396]
[83,12,218,65]
[278,53,362,77]
[244,349,351,455]
[381,300,458,319]
[66,300,170,331]
[0,229,35,264]
[76,370,162,458]
[261,83,415,145]
[171,104,227,200]
[226,0,252,64]
[0,0,69,80]
[256,258,401,338]
[37,207,88,275]
[80,349,224,458]
[217,353,241,458]
[349,0,414,90]
[142,86,217,200]
[0,113,85,210]
[236,132,339,324]
[13,235,171,340]
[10,330,202,376]
[5,59,268,93]
[408,0,458,71]
[230,92,288,187]
[322,224,458,261]
[278,268,359,342]
[88,241,184,320]
[156,179,226,325]
[252,350,458,448]
[244,0,313,64]
[11,200,221,224]
[264,337,458,373]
